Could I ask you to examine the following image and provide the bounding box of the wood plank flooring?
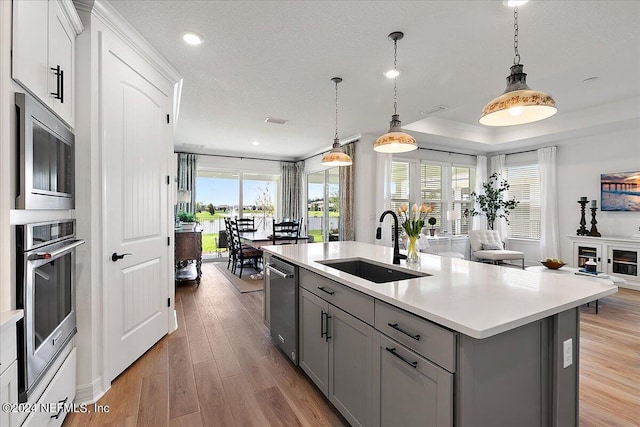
[64,263,640,426]
[64,263,347,427]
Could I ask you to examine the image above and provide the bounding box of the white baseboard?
[75,376,108,404]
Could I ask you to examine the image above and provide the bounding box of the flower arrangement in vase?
[397,202,434,265]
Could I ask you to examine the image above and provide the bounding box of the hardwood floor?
[64,263,347,427]
[64,264,640,426]
[578,288,640,426]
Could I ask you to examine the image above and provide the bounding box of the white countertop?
[262,241,618,339]
[0,309,23,330]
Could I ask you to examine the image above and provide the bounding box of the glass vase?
[406,235,420,267]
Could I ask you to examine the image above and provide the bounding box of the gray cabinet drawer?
[375,300,456,373]
[299,268,374,325]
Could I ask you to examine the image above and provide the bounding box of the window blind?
[505,164,541,239]
[420,163,443,226]
[391,161,410,213]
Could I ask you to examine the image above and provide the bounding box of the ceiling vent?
[264,117,288,125]
[421,105,449,116]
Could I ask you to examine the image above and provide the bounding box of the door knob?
[111,252,132,262]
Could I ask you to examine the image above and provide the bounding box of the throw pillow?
[482,242,503,250]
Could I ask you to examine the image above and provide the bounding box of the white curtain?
[490,154,509,241]
[538,147,560,258]
[375,152,393,246]
[472,156,488,230]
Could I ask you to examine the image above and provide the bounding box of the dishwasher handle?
[266,264,294,279]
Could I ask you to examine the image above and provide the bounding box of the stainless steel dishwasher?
[266,256,298,364]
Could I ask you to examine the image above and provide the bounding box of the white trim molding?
[74,376,107,405]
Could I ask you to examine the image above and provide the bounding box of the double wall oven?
[14,91,82,402]
[15,220,84,402]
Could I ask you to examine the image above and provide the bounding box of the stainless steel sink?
[317,258,431,283]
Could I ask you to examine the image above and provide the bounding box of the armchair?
[469,230,525,269]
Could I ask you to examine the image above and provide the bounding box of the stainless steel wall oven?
[16,220,84,402]
[16,92,75,209]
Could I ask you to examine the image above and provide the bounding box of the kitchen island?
[262,241,617,427]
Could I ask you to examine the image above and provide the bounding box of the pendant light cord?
[393,38,398,115]
[513,6,520,65]
[334,79,339,140]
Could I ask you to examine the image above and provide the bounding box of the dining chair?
[231,220,263,278]
[224,218,237,270]
[272,219,300,245]
[235,216,256,232]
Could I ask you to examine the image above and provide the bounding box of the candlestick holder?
[576,200,589,235]
[589,208,601,237]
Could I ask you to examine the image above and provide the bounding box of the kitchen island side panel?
[456,313,573,427]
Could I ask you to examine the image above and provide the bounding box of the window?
[391,160,475,235]
[420,163,443,227]
[451,166,475,235]
[242,173,278,230]
[391,161,410,213]
[307,168,340,242]
[196,169,280,256]
[504,164,541,239]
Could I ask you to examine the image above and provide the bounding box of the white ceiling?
[107,0,640,161]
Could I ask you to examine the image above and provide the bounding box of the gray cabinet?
[373,333,453,427]
[299,283,374,427]
[299,288,329,395]
[328,305,374,427]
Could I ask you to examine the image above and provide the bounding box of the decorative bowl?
[540,260,566,270]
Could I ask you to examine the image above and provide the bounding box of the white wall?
[354,134,378,244]
[557,128,640,265]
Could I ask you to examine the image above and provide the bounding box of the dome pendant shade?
[321,138,353,166]
[480,64,556,126]
[374,114,417,153]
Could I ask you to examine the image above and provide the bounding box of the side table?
[175,230,202,285]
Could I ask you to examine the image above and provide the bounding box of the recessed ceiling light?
[384,69,400,79]
[182,32,204,45]
[252,141,260,146]
[503,0,528,7]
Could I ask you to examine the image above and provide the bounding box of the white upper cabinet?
[12,0,82,128]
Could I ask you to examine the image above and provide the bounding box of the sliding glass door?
[307,168,340,242]
[196,169,279,257]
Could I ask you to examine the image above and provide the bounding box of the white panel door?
[104,37,171,381]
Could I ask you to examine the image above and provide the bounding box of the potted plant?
[427,217,437,236]
[464,172,519,230]
[177,211,197,230]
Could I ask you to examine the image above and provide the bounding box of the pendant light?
[374,31,417,153]
[479,6,557,126]
[321,77,352,166]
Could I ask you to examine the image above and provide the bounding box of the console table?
[175,230,202,285]
[568,235,640,290]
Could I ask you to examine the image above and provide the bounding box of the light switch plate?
[563,338,573,368]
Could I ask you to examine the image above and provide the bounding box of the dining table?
[239,230,308,248]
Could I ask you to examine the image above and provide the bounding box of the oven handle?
[27,239,85,262]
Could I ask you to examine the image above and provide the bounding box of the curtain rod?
[416,146,477,157]
[175,151,294,163]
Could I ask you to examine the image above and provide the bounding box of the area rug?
[210,262,264,293]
